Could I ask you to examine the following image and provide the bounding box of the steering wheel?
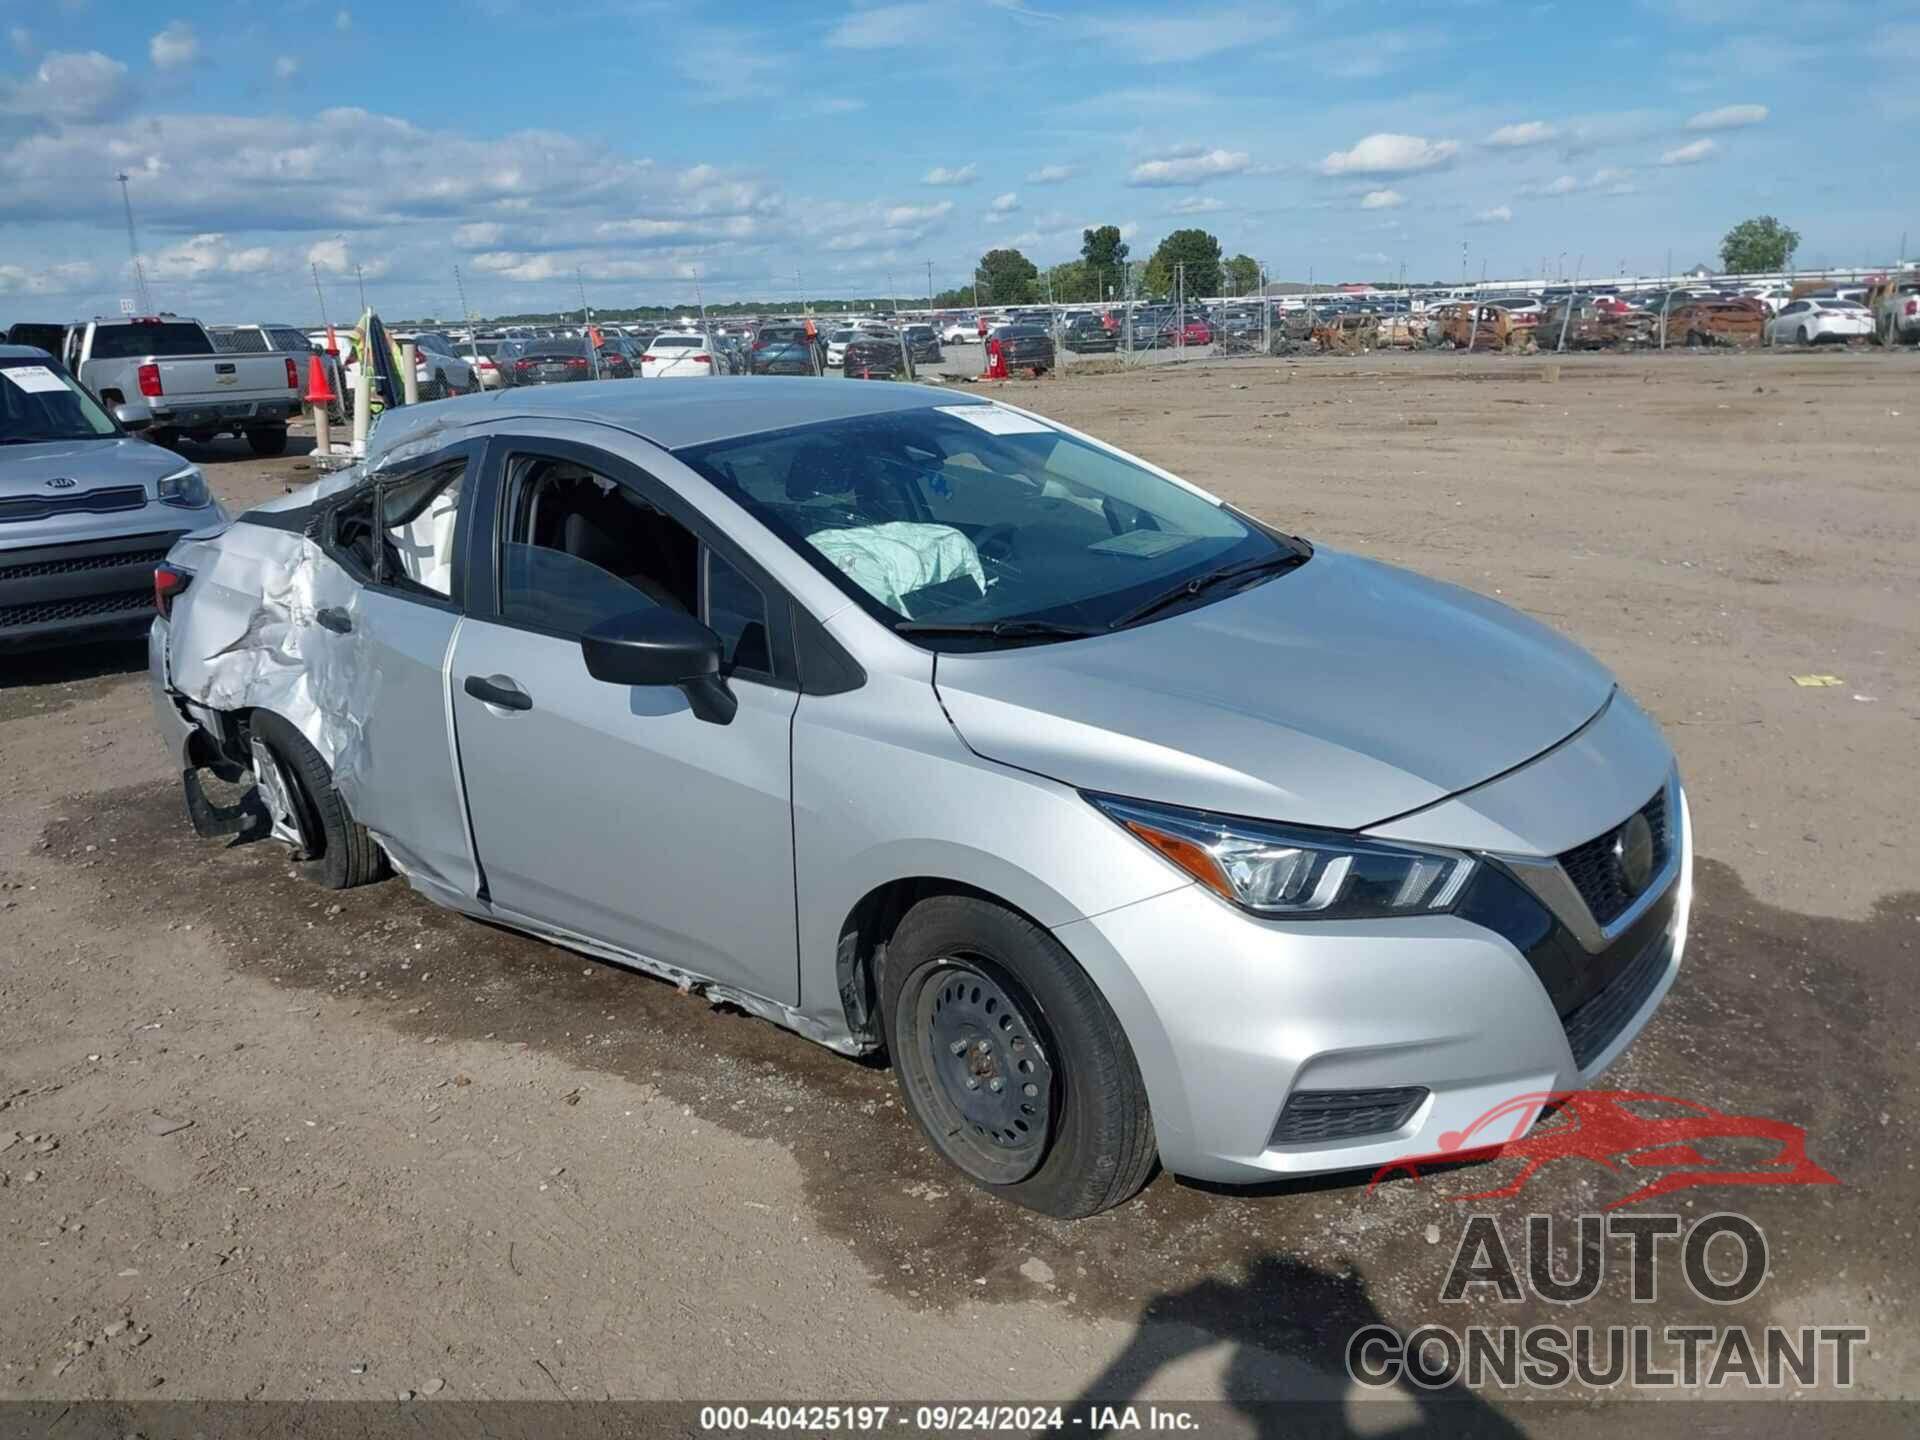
[973,523,1019,562]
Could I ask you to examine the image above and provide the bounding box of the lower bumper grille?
[1272,1085,1428,1146]
[1564,933,1674,1069]
[0,588,153,630]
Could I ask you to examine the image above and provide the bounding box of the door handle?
[315,606,352,634]
[464,674,532,712]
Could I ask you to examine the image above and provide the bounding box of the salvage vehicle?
[1537,299,1656,351]
[749,325,822,376]
[5,315,303,455]
[987,323,1055,373]
[149,380,1691,1217]
[1662,296,1768,347]
[1868,274,1920,345]
[2,345,227,650]
[840,332,911,379]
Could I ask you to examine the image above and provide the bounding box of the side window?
[496,454,777,680]
[329,458,466,598]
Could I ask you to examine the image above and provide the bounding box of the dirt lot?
[2,350,1915,1424]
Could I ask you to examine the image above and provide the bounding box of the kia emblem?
[45,477,77,489]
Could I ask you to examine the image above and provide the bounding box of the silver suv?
[2,345,227,651]
[148,380,1690,1216]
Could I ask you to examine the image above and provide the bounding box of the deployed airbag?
[807,522,985,617]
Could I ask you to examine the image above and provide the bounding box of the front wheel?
[881,895,1156,1217]
[1797,326,1810,346]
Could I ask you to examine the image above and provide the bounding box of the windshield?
[1,359,119,442]
[678,404,1302,644]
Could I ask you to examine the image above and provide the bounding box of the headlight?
[157,465,210,509]
[1087,793,1476,920]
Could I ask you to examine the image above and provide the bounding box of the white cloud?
[1360,188,1404,210]
[273,55,300,80]
[1084,8,1291,62]
[989,192,1019,214]
[0,50,129,122]
[453,222,505,247]
[149,21,199,71]
[147,232,278,280]
[1127,147,1249,187]
[828,3,943,49]
[9,26,32,57]
[805,96,866,115]
[884,200,952,228]
[1486,121,1555,148]
[923,162,978,186]
[1659,137,1717,165]
[1685,103,1767,131]
[335,9,353,32]
[1472,204,1513,224]
[1354,251,1392,266]
[1169,195,1225,214]
[0,260,97,295]
[1318,133,1458,176]
[1026,164,1073,184]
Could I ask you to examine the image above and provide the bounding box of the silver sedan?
[148,379,1690,1216]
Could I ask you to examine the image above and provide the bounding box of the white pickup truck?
[4,315,304,455]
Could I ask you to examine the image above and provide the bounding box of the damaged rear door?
[447,429,802,1004]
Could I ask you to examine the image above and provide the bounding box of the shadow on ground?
[32,783,1918,1391]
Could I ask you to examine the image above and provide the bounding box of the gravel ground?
[1,349,1914,1424]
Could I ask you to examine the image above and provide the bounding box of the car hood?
[0,435,181,498]
[933,548,1616,831]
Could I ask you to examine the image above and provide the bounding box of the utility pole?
[577,267,598,380]
[115,173,153,313]
[311,262,330,330]
[355,263,367,313]
[926,259,934,316]
[453,265,478,367]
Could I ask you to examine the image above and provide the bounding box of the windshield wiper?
[894,618,1101,642]
[1108,550,1307,631]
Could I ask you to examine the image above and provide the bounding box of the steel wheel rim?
[906,955,1055,1184]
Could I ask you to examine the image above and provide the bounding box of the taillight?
[642,354,657,363]
[285,357,299,388]
[137,363,162,397]
[694,354,711,364]
[516,359,532,369]
[154,563,191,619]
[567,356,588,368]
[1906,300,1918,317]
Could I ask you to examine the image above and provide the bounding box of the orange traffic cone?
[304,353,335,406]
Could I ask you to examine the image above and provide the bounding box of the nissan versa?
[148,379,1690,1217]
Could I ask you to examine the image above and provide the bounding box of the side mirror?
[581,606,736,725]
[114,401,153,432]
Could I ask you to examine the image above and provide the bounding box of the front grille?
[1557,788,1670,927]
[0,589,152,630]
[1272,1086,1428,1146]
[0,486,148,525]
[1564,933,1673,1069]
[0,546,171,583]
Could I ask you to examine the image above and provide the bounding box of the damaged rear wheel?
[246,710,388,890]
[881,895,1156,1218]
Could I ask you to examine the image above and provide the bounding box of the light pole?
[115,172,153,313]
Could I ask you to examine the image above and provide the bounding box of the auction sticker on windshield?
[936,404,1054,435]
[1,365,69,394]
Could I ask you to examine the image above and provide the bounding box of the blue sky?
[2,0,1914,320]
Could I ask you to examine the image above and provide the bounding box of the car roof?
[0,344,55,359]
[369,376,984,457]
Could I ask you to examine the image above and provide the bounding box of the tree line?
[933,226,1262,309]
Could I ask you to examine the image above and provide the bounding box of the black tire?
[880,894,1156,1217]
[247,710,388,889]
[246,426,289,457]
[1796,326,1810,346]
[148,428,181,451]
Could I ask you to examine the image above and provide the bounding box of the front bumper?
[0,527,196,651]
[1054,785,1692,1185]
